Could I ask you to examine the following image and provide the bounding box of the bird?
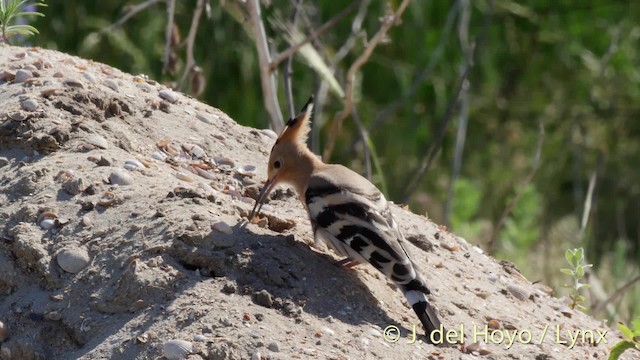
[249,95,443,343]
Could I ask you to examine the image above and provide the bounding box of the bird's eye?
[273,160,281,169]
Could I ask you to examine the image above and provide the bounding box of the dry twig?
[177,0,207,90]
[592,275,640,315]
[269,0,363,71]
[101,0,163,33]
[162,0,176,74]
[444,0,472,227]
[247,0,284,131]
[284,0,303,119]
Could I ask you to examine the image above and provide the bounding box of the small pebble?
[83,72,97,84]
[14,69,33,83]
[87,135,109,149]
[109,169,134,186]
[196,112,216,124]
[193,334,207,342]
[212,221,233,235]
[63,78,84,88]
[151,151,167,161]
[40,218,55,230]
[21,98,38,112]
[255,290,273,308]
[507,284,529,301]
[367,328,381,337]
[137,83,152,92]
[104,78,119,91]
[159,89,178,103]
[321,327,335,336]
[45,311,62,321]
[57,247,90,273]
[267,341,279,352]
[124,159,145,171]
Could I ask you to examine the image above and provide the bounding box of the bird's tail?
[402,284,442,344]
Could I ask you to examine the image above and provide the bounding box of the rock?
[159,89,178,103]
[0,157,8,168]
[20,98,38,112]
[255,290,273,308]
[14,69,33,83]
[62,177,86,195]
[56,247,90,274]
[109,169,134,186]
[87,135,109,149]
[104,78,118,91]
[267,341,279,352]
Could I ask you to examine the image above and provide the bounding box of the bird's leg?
[334,258,361,268]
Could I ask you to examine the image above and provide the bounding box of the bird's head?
[249,95,315,220]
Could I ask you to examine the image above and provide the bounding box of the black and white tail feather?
[305,166,442,342]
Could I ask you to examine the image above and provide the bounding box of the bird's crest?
[275,95,314,146]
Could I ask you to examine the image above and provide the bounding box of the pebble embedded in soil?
[212,221,233,235]
[255,289,273,308]
[267,341,279,352]
[14,69,33,83]
[104,78,118,91]
[109,169,134,186]
[159,89,178,103]
[21,98,38,112]
[56,247,90,274]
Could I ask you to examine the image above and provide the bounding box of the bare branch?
[592,274,640,315]
[323,0,413,161]
[177,0,207,90]
[270,0,363,71]
[333,0,371,65]
[351,108,372,180]
[283,0,303,119]
[246,0,284,132]
[101,0,163,34]
[487,121,545,253]
[444,0,471,227]
[578,169,597,242]
[162,0,176,74]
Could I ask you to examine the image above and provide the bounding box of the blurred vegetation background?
[14,0,640,323]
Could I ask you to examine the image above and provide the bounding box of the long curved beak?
[248,174,279,220]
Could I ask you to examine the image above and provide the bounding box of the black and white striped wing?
[304,166,424,290]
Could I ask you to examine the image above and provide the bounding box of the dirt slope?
[0,45,632,360]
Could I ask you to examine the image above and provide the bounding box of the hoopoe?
[249,96,443,342]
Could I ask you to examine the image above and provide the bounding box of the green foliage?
[450,178,485,240]
[608,319,640,360]
[500,184,542,251]
[561,248,592,311]
[0,0,46,44]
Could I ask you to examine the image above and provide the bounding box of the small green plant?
[560,247,592,310]
[0,0,46,44]
[608,318,640,360]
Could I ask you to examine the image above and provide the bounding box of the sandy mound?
[0,45,630,359]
